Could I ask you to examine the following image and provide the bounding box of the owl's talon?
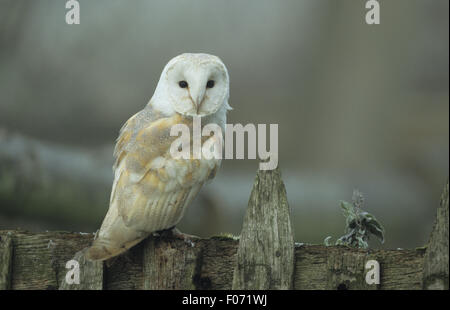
[171,228,199,247]
[93,229,99,240]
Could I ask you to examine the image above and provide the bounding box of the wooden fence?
[0,168,448,290]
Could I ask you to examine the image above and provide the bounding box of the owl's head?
[151,53,230,117]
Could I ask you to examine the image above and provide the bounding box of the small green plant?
[324,190,385,249]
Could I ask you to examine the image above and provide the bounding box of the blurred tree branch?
[0,128,112,230]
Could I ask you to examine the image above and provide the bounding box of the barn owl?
[85,53,231,261]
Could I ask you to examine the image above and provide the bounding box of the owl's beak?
[190,85,206,114]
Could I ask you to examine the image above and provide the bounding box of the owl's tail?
[85,236,146,261]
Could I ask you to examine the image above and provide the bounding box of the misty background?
[0,0,448,249]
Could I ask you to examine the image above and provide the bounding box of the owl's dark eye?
[206,80,215,88]
[178,81,188,88]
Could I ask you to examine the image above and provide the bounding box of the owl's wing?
[86,111,219,260]
[113,112,214,230]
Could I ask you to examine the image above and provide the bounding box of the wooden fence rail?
[0,167,448,290]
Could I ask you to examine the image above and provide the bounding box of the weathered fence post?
[0,233,13,290]
[142,237,203,289]
[232,166,295,289]
[422,181,449,290]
